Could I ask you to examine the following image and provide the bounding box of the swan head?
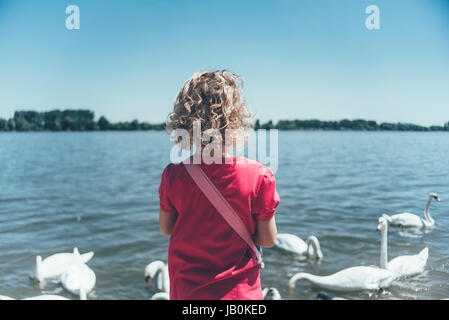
[288,273,308,290]
[381,214,392,223]
[144,260,165,288]
[429,193,440,202]
[377,216,388,231]
[306,236,323,260]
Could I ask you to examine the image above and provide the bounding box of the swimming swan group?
[1,248,96,300]
[1,193,440,300]
[143,192,439,300]
[288,193,438,295]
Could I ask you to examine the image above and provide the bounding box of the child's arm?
[254,216,277,248]
[159,209,178,236]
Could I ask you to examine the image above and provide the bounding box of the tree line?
[254,119,449,131]
[0,110,165,132]
[1,110,448,132]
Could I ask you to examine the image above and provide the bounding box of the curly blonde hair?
[167,70,252,149]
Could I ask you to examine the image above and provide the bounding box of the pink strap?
[184,163,262,266]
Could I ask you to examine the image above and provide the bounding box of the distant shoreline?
[1,110,448,132]
[2,130,448,134]
[254,119,449,132]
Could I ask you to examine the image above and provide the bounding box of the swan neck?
[379,225,388,269]
[306,236,322,258]
[156,268,164,290]
[290,273,324,287]
[35,256,43,282]
[163,267,170,293]
[424,198,433,222]
[155,264,168,292]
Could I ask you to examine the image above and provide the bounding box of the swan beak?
[145,276,152,289]
[436,197,440,202]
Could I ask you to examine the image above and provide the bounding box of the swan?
[150,292,170,300]
[34,248,94,282]
[0,295,69,300]
[262,287,281,300]
[144,260,169,294]
[377,216,429,278]
[23,295,70,300]
[289,266,395,292]
[274,233,323,259]
[60,248,96,300]
[382,193,440,229]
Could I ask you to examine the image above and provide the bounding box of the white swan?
[150,292,170,300]
[1,294,69,300]
[34,248,94,282]
[377,216,429,278]
[61,248,96,300]
[289,266,395,292]
[274,233,323,259]
[144,260,169,294]
[262,287,281,300]
[23,295,70,300]
[382,193,440,229]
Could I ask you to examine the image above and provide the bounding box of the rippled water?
[0,131,448,300]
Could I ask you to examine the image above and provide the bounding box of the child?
[158,70,280,300]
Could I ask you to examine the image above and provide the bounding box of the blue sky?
[0,0,448,126]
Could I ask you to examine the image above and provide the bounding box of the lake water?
[0,131,448,300]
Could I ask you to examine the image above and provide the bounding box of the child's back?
[159,71,279,300]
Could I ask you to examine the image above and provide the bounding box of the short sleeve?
[252,171,280,221]
[158,165,176,213]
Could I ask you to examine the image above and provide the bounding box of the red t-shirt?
[158,156,280,300]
